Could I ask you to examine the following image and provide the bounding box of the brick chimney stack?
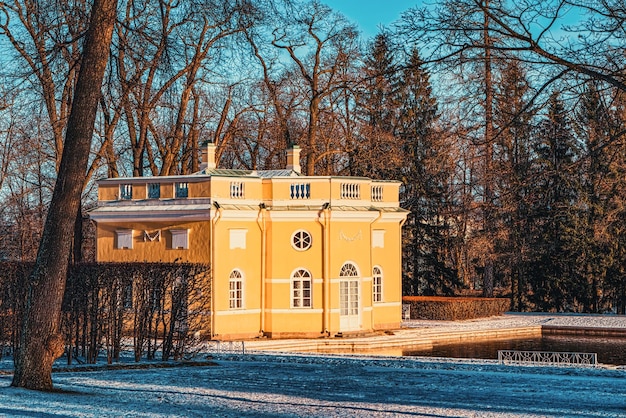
[286,144,301,174]
[200,141,217,171]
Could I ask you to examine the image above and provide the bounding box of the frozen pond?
[403,335,626,365]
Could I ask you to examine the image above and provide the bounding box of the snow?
[0,314,624,417]
[402,312,626,331]
[0,354,624,417]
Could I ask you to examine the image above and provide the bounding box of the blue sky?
[323,1,419,39]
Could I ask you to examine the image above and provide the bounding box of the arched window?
[229,269,244,309]
[340,262,359,277]
[339,262,360,318]
[291,268,312,308]
[372,266,383,303]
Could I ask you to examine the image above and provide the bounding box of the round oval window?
[291,230,312,251]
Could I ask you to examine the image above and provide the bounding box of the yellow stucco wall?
[262,215,325,336]
[209,177,262,201]
[189,181,211,198]
[97,220,210,263]
[371,220,403,329]
[92,171,406,340]
[99,184,119,201]
[210,212,263,338]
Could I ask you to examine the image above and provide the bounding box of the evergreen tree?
[592,86,626,314]
[570,84,615,312]
[528,91,580,311]
[351,32,402,178]
[398,48,459,295]
[493,60,534,310]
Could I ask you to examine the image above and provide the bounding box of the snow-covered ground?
[402,312,626,331]
[0,353,624,417]
[0,314,624,417]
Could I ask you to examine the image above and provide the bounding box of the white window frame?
[229,269,244,309]
[373,266,383,303]
[170,229,189,249]
[339,262,360,318]
[340,262,359,278]
[291,229,312,251]
[115,229,133,249]
[291,268,312,308]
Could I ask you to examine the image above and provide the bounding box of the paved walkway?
[244,313,626,353]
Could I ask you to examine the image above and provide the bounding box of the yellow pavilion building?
[90,144,408,340]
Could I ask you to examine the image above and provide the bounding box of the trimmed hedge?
[403,296,510,320]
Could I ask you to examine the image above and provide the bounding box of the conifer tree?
[398,48,459,295]
[493,60,534,310]
[575,84,626,312]
[571,85,613,311]
[528,91,580,311]
[351,32,402,179]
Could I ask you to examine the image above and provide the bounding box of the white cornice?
[372,302,401,308]
[269,309,324,314]
[90,211,210,223]
[214,309,262,316]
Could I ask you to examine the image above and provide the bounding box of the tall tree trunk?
[482,0,495,297]
[12,0,117,391]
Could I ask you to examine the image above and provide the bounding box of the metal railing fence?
[205,341,246,355]
[497,350,597,367]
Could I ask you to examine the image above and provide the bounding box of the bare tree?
[0,0,89,171]
[112,0,256,177]
[270,1,360,175]
[400,0,626,93]
[11,0,117,391]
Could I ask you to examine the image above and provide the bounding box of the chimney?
[200,141,217,171]
[286,144,301,174]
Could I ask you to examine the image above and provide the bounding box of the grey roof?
[201,168,253,177]
[200,168,300,178]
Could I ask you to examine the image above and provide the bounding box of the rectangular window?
[170,229,189,249]
[292,279,312,308]
[175,182,189,198]
[373,280,382,302]
[229,280,243,309]
[373,267,383,303]
[115,230,133,249]
[148,183,160,199]
[120,184,133,200]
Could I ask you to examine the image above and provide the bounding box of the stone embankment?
[244,313,626,353]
